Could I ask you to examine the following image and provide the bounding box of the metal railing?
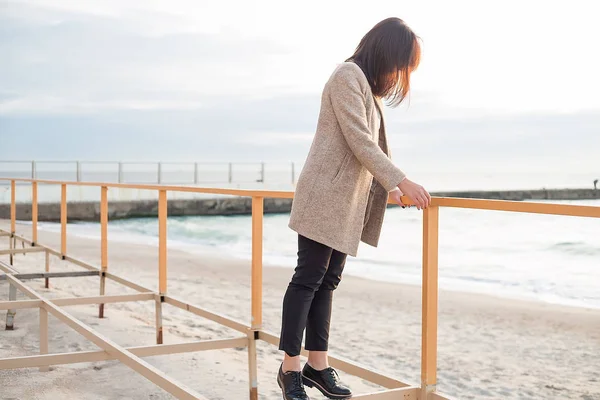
[0,160,300,185]
[0,177,599,400]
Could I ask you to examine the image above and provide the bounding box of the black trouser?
[279,234,347,357]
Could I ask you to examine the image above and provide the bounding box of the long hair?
[347,17,421,106]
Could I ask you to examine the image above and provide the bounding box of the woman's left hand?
[389,189,409,208]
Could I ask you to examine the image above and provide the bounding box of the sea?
[33,198,600,310]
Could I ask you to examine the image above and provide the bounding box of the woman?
[278,17,431,399]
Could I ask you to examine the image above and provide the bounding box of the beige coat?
[289,62,406,257]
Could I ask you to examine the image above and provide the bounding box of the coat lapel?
[372,96,391,157]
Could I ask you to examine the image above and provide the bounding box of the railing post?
[156,189,168,344]
[99,186,108,318]
[10,180,15,265]
[421,206,439,399]
[31,161,36,179]
[44,250,50,289]
[5,283,17,330]
[228,163,233,184]
[251,196,264,328]
[291,162,295,185]
[32,181,38,246]
[249,196,263,400]
[260,162,265,183]
[39,307,49,372]
[118,162,123,183]
[194,162,199,185]
[76,161,82,182]
[61,184,67,259]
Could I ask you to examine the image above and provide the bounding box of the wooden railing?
[1,178,599,400]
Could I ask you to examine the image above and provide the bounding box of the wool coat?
[288,62,406,256]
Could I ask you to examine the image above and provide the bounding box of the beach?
[1,221,599,400]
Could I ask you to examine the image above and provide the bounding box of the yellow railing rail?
[1,177,599,400]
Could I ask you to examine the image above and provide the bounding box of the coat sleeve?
[328,66,406,192]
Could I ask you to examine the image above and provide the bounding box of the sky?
[1,0,599,177]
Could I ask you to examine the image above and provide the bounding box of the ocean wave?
[548,241,600,256]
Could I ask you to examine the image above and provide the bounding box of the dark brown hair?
[347,17,421,106]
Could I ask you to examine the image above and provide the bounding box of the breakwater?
[0,188,597,222]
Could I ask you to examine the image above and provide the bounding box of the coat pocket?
[332,153,351,184]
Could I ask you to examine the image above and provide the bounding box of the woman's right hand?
[398,178,431,210]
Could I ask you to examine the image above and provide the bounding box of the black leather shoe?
[302,364,352,399]
[278,364,310,400]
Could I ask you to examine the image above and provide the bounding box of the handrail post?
[260,162,265,183]
[5,281,17,330]
[39,307,49,371]
[421,206,439,399]
[10,180,16,265]
[248,196,264,400]
[31,161,36,179]
[60,184,67,259]
[44,250,50,289]
[156,189,168,344]
[10,180,16,234]
[118,162,123,183]
[76,161,81,182]
[194,162,199,185]
[32,181,38,246]
[251,196,263,328]
[291,162,295,185]
[228,163,233,184]
[99,186,108,318]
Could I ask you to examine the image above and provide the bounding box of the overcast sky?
[1,0,599,176]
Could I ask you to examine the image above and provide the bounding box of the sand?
[1,221,599,400]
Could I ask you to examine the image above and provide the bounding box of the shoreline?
[1,222,600,399]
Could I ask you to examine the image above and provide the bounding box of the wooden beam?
[10,180,16,234]
[422,206,439,397]
[0,177,600,218]
[63,255,98,271]
[352,387,419,399]
[39,308,49,372]
[60,183,67,256]
[0,247,46,255]
[32,181,38,244]
[5,177,599,218]
[0,271,98,281]
[52,293,155,307]
[433,197,600,218]
[164,295,249,333]
[158,190,167,294]
[5,283,18,330]
[0,260,18,274]
[0,299,42,311]
[0,337,248,370]
[0,178,297,200]
[99,185,108,318]
[45,250,50,288]
[257,330,412,389]
[4,275,207,400]
[5,274,38,298]
[251,197,263,330]
[155,294,164,345]
[105,272,153,293]
[247,330,258,400]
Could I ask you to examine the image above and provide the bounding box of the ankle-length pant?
[279,234,347,357]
